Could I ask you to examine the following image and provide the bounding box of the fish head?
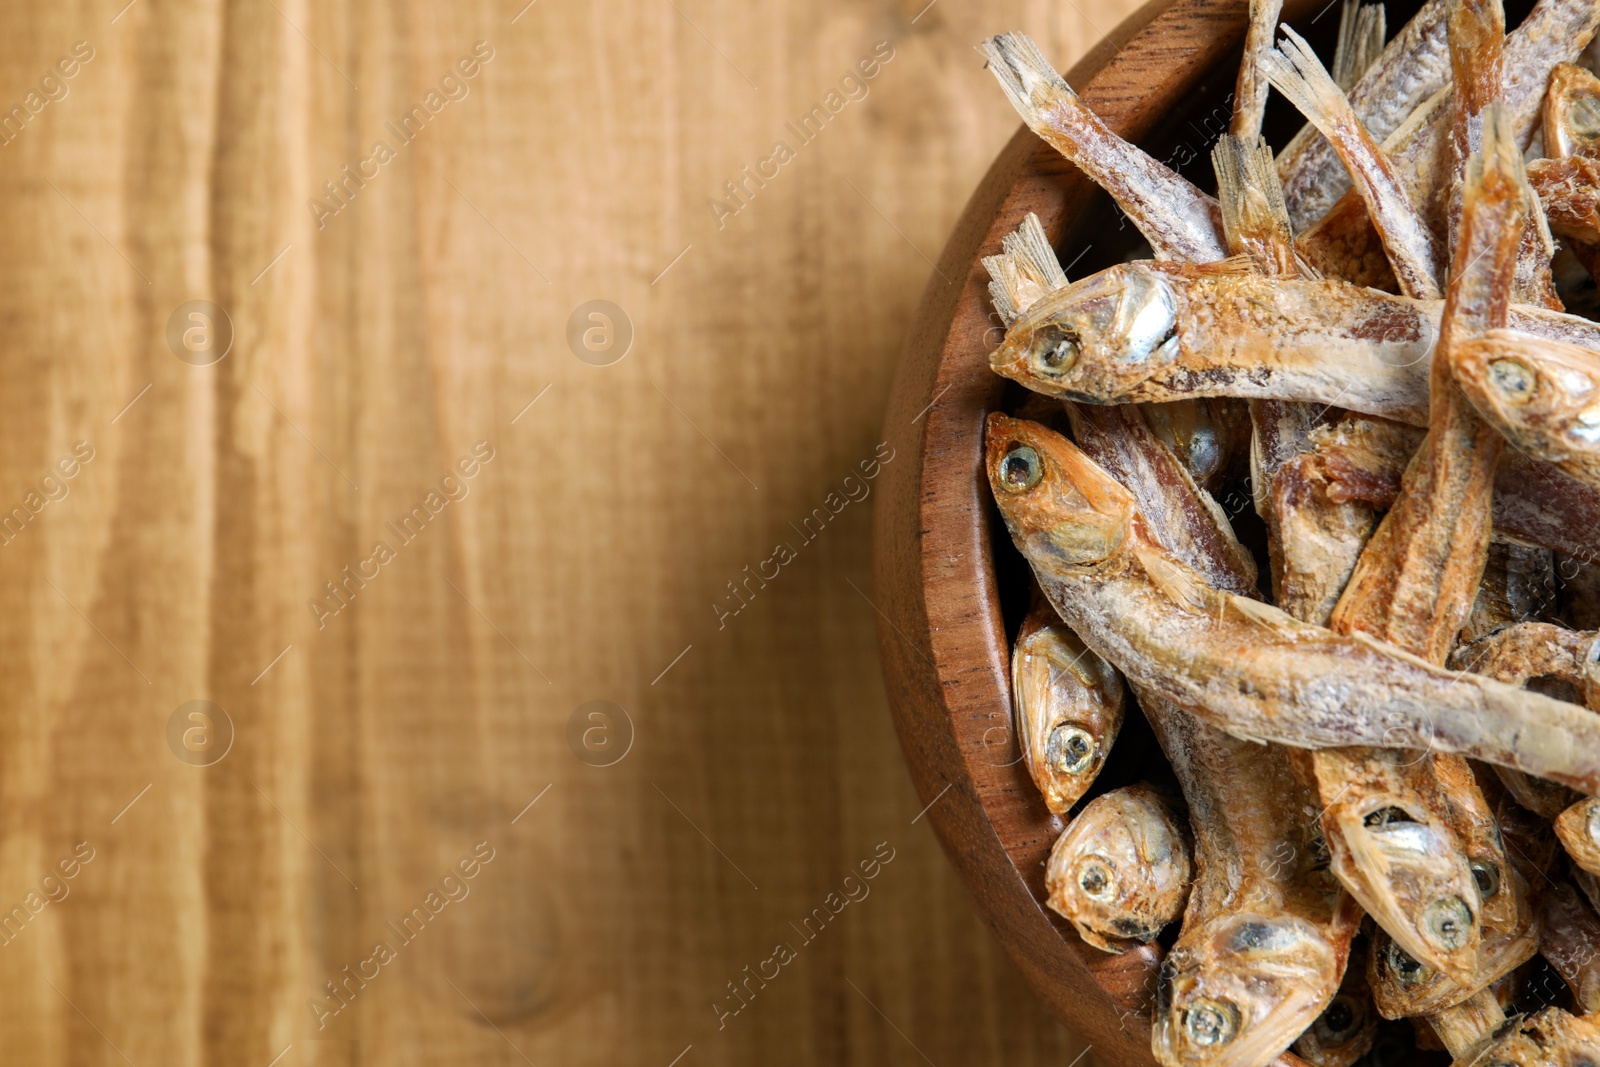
[989,263,1181,401]
[1321,788,1482,986]
[1012,618,1123,815]
[1291,941,1377,1067]
[1454,330,1600,458]
[1044,785,1191,953]
[1368,876,1540,1019]
[1154,911,1339,1067]
[985,413,1141,574]
[1554,796,1600,875]
[1546,62,1600,159]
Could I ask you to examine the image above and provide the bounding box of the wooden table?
[0,0,1140,1062]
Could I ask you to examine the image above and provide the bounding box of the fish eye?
[1184,426,1221,483]
[1361,806,1418,829]
[999,445,1043,492]
[1312,995,1365,1043]
[1077,858,1115,900]
[1045,724,1096,774]
[1488,359,1536,403]
[1421,897,1474,951]
[1570,95,1600,144]
[1384,940,1430,986]
[1183,999,1239,1047]
[1229,921,1276,952]
[1031,325,1080,377]
[1470,861,1501,900]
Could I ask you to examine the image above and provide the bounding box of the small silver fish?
[1453,328,1600,491]
[1044,784,1193,953]
[1012,599,1125,815]
[983,413,1600,794]
[988,260,1600,425]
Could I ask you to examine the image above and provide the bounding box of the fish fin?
[1190,254,1260,276]
[981,34,1074,135]
[1212,133,1316,277]
[1225,593,1297,631]
[983,213,1069,326]
[1134,545,1214,615]
[1332,0,1386,92]
[1262,27,1356,144]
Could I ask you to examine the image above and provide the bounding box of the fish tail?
[1262,27,1358,145]
[981,34,1077,135]
[1212,133,1301,272]
[1331,0,1385,90]
[981,212,1069,326]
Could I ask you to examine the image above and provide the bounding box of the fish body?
[988,261,1600,425]
[1065,402,1353,1067]
[982,34,1227,264]
[1278,0,1453,229]
[1263,28,1446,299]
[983,414,1600,793]
[1045,784,1193,952]
[1452,1006,1600,1066]
[1277,409,1600,564]
[1296,0,1600,288]
[1012,600,1125,815]
[1149,702,1357,1067]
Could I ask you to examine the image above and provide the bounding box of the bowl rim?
[869,0,1327,1062]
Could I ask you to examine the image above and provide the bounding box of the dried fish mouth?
[1153,913,1338,1067]
[991,265,1181,399]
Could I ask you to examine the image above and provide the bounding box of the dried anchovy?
[987,259,1600,425]
[984,414,1600,794]
[1296,0,1600,289]
[1012,597,1125,815]
[1067,402,1352,1067]
[1045,784,1193,952]
[1290,939,1378,1067]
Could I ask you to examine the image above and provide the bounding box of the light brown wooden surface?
[0,0,1145,1063]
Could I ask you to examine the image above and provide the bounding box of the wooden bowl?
[869,0,1405,1063]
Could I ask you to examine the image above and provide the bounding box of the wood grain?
[0,0,1151,1064]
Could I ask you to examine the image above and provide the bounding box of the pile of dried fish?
[978,1,1600,1064]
